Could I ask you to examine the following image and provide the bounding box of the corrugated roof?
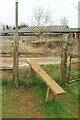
[1,26,80,34]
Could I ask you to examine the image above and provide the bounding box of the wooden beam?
[13,2,19,88]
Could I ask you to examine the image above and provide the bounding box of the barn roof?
[1,26,80,34]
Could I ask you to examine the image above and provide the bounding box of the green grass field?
[2,64,79,118]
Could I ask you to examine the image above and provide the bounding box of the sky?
[0,0,79,28]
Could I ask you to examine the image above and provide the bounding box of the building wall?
[0,36,36,42]
[0,32,79,42]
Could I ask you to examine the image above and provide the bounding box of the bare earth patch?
[2,86,43,118]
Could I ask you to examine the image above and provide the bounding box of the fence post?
[60,34,68,85]
[13,2,19,88]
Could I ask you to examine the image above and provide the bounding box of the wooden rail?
[0,69,13,71]
[68,55,80,85]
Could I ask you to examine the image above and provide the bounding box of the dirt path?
[24,87,42,118]
[16,87,43,118]
[0,57,61,68]
[2,86,43,118]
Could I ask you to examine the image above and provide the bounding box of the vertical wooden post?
[60,34,68,85]
[13,2,19,88]
[67,56,72,84]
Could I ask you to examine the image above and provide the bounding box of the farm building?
[0,26,80,41]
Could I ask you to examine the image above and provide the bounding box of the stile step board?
[26,59,65,96]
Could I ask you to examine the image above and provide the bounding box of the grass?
[2,64,79,118]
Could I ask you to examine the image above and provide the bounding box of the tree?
[0,22,5,29]
[2,24,5,30]
[6,25,9,29]
[13,26,16,29]
[31,6,53,36]
[32,6,44,27]
[60,17,69,27]
[20,22,28,28]
[9,25,12,29]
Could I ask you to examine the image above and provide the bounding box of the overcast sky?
[0,0,79,28]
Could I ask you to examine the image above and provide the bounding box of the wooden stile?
[26,59,65,101]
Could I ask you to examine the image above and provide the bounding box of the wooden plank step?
[26,60,65,96]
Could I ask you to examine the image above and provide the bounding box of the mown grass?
[2,64,79,118]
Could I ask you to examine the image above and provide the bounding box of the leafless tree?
[31,6,53,36]
[20,22,28,28]
[33,7,44,27]
[0,22,5,29]
[60,17,69,27]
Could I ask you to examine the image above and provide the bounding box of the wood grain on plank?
[26,60,66,96]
